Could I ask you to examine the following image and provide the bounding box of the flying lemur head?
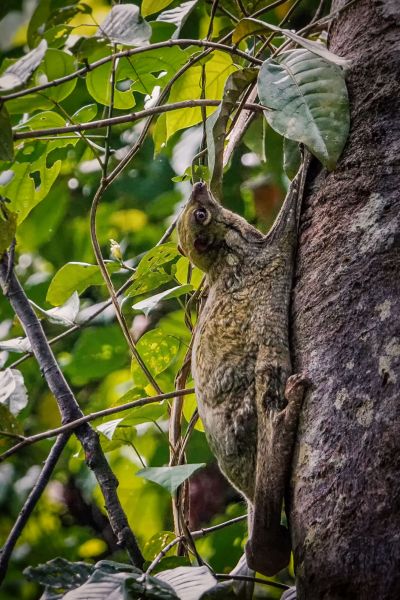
[177,182,264,273]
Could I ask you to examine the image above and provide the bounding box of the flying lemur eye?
[194,208,208,224]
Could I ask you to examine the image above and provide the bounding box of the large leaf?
[63,561,177,600]
[96,4,151,46]
[24,557,94,593]
[142,0,174,18]
[233,18,349,67]
[46,261,120,306]
[132,284,193,316]
[283,137,301,180]
[0,105,13,161]
[158,566,218,600]
[0,149,61,223]
[166,52,237,139]
[206,68,257,198]
[0,40,47,90]
[126,242,180,298]
[258,49,350,170]
[0,368,28,415]
[127,270,172,299]
[131,328,180,387]
[86,48,136,109]
[65,326,128,385]
[16,110,66,130]
[36,48,77,102]
[157,0,198,38]
[136,463,205,495]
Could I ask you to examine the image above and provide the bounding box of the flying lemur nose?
[192,181,206,195]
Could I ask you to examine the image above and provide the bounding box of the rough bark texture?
[290,1,400,598]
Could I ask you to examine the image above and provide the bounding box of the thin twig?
[0,388,195,463]
[0,256,144,569]
[0,432,70,584]
[145,514,247,575]
[216,573,289,591]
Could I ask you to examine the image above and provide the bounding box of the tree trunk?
[290,1,400,598]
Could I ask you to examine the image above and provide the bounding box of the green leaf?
[136,243,180,275]
[258,49,350,170]
[71,104,98,123]
[24,557,94,592]
[46,261,120,306]
[233,18,349,67]
[65,326,128,385]
[0,404,23,449]
[126,270,172,299]
[0,150,61,223]
[143,531,176,561]
[0,40,47,90]
[142,0,174,18]
[0,203,17,255]
[121,401,166,426]
[36,48,77,102]
[175,257,203,289]
[132,284,193,316]
[136,463,205,495]
[283,137,301,180]
[182,393,204,432]
[96,5,151,46]
[25,559,178,600]
[0,105,13,161]
[86,48,136,109]
[157,0,199,38]
[131,328,180,387]
[124,46,189,95]
[16,110,66,130]
[206,68,257,199]
[166,51,237,139]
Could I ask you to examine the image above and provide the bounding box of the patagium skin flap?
[177,179,309,577]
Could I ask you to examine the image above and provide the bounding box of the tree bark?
[290,1,400,598]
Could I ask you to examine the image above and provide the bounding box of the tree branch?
[0,388,194,463]
[0,40,262,104]
[0,255,144,570]
[0,433,70,584]
[13,100,266,142]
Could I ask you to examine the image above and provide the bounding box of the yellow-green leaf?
[166,51,237,140]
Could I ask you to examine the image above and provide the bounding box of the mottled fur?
[177,177,308,576]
